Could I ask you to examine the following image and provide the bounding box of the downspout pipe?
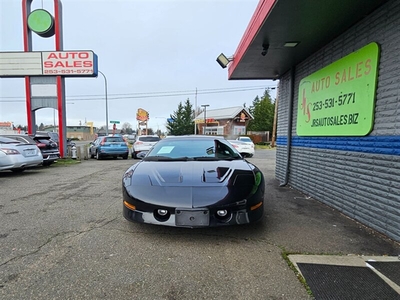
[280,67,295,187]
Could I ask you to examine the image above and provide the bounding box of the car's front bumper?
[123,201,263,228]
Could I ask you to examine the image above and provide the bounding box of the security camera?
[261,44,269,56]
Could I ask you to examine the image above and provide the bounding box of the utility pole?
[194,88,197,134]
[201,104,209,135]
[271,85,279,147]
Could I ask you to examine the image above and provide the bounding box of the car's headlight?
[122,169,134,187]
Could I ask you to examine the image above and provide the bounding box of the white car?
[0,136,43,172]
[132,135,161,158]
[228,139,254,157]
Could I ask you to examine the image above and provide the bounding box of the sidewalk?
[252,149,400,298]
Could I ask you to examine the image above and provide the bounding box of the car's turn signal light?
[250,201,263,211]
[123,201,136,211]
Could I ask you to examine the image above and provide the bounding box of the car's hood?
[124,160,258,208]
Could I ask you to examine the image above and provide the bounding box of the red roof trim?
[228,0,276,79]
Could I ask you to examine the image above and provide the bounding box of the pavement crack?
[1,217,118,268]
[0,231,75,267]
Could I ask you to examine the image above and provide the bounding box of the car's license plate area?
[175,208,209,227]
[24,150,36,156]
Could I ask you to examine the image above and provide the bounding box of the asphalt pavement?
[0,148,399,299]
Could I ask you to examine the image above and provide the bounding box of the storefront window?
[233,126,246,135]
[204,126,224,135]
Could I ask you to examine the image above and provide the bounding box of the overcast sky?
[0,0,276,132]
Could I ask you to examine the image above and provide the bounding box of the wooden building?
[194,106,253,137]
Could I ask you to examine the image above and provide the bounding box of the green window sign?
[296,42,379,136]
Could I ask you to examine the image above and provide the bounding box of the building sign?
[240,112,246,122]
[42,51,97,76]
[296,42,379,136]
[136,108,149,121]
[0,51,98,77]
[0,122,13,128]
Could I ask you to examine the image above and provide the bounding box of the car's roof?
[35,131,58,136]
[163,135,225,140]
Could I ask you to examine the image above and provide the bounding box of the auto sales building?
[228,0,400,242]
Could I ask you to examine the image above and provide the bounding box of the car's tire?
[123,155,128,160]
[96,151,101,160]
[90,150,95,159]
[43,161,52,166]
[132,151,137,159]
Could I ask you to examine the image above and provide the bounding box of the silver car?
[0,136,43,172]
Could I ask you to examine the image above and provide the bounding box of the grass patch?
[52,158,81,166]
[280,247,314,297]
[255,144,273,150]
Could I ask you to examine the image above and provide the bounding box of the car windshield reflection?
[143,137,242,161]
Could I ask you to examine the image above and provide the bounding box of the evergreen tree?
[166,99,194,135]
[247,89,275,132]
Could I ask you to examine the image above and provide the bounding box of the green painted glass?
[27,9,53,34]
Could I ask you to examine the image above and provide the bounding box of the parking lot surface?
[0,149,399,299]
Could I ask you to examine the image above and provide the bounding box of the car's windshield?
[239,137,252,143]
[144,138,241,161]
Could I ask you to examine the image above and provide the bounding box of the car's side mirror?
[137,151,148,159]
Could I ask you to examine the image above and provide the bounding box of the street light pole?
[98,71,109,135]
[201,104,209,134]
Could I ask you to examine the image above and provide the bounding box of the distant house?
[44,125,97,140]
[194,106,253,136]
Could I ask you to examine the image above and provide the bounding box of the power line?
[0,85,277,102]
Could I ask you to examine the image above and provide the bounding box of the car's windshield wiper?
[193,156,241,161]
[143,156,192,161]
[192,156,219,161]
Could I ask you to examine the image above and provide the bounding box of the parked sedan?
[122,135,265,227]
[1,134,60,166]
[89,136,129,160]
[228,140,255,157]
[0,136,43,172]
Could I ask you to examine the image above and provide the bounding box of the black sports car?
[122,135,265,228]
